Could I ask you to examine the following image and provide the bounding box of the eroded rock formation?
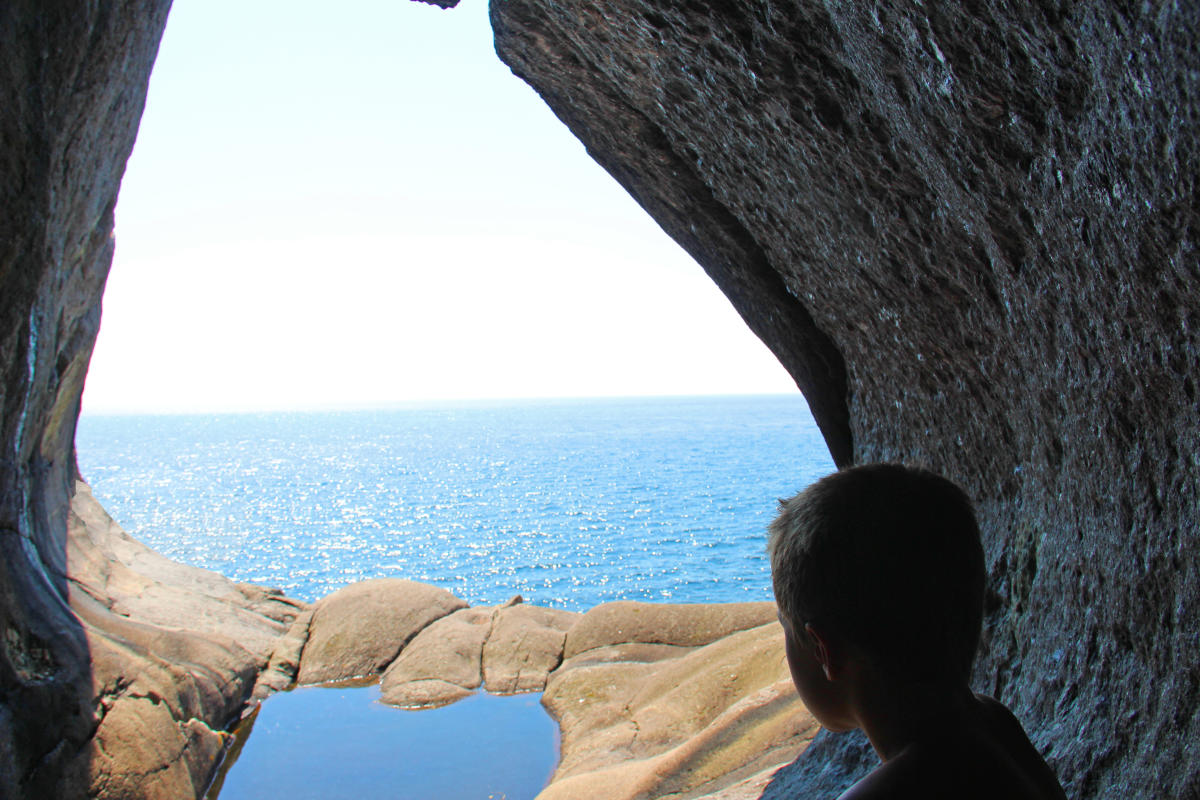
[2,0,1197,797]
[490,1,1199,797]
[1,2,175,795]
[64,483,307,797]
[541,602,815,800]
[291,591,815,799]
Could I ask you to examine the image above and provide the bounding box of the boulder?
[483,601,579,694]
[380,606,494,707]
[296,579,467,686]
[380,600,581,707]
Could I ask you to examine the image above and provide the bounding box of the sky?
[81,0,800,414]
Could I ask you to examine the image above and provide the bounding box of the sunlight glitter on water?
[77,396,834,609]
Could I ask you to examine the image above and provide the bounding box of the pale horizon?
[81,0,803,416]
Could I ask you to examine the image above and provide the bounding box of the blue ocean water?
[76,395,834,610]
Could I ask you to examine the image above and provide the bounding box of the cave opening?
[78,0,832,606]
[67,0,834,797]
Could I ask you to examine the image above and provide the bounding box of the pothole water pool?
[207,685,557,800]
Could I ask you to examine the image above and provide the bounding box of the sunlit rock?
[541,620,817,799]
[483,600,579,694]
[563,600,778,658]
[296,578,467,685]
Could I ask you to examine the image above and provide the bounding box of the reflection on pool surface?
[208,684,559,800]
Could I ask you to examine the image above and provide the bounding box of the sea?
[75,395,834,800]
[76,394,835,611]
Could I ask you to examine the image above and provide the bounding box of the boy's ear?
[804,623,838,681]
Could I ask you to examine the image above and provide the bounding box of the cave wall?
[0,1,173,794]
[490,1,1199,797]
[1,0,1196,797]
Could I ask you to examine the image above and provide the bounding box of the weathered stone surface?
[0,1,173,796]
[67,483,306,663]
[492,2,1200,797]
[380,600,580,707]
[540,620,818,800]
[60,486,307,798]
[296,578,467,686]
[483,601,579,694]
[251,607,315,701]
[380,606,493,707]
[558,641,695,672]
[3,0,1197,797]
[563,601,778,659]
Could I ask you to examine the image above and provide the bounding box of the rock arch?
[1,0,1196,797]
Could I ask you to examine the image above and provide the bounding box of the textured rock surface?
[483,601,578,694]
[3,0,1197,797]
[493,2,1199,797]
[541,620,817,800]
[380,606,494,707]
[64,484,307,798]
[563,600,778,658]
[0,1,173,796]
[380,598,580,707]
[372,597,815,799]
[296,578,467,685]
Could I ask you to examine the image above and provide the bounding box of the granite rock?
[380,599,580,707]
[2,0,1197,796]
[563,600,778,658]
[0,1,173,795]
[540,620,818,800]
[62,485,307,798]
[380,606,494,707]
[483,601,578,694]
[296,578,468,686]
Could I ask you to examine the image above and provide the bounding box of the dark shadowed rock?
[492,1,1200,796]
[297,578,467,685]
[0,1,173,795]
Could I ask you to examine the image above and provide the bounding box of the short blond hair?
[769,463,984,681]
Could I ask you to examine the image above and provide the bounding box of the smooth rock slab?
[541,620,817,800]
[296,579,467,685]
[563,600,778,658]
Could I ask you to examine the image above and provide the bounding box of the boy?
[768,464,1066,799]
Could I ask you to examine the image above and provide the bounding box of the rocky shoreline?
[66,481,815,799]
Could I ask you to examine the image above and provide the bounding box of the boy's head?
[769,463,985,684]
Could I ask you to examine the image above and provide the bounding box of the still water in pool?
[209,685,558,800]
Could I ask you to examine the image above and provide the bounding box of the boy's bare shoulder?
[837,695,1066,800]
